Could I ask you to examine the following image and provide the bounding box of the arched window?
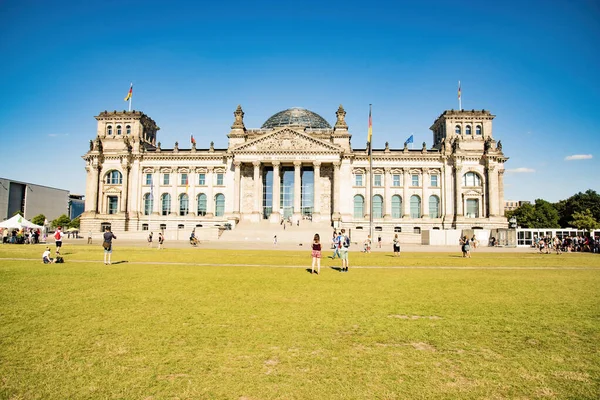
[179,193,189,216]
[476,125,482,135]
[353,195,364,218]
[197,193,207,216]
[462,172,482,187]
[391,195,402,218]
[372,195,383,218]
[215,194,225,217]
[116,125,122,135]
[429,195,440,218]
[126,125,131,135]
[410,195,421,218]
[455,125,461,135]
[105,170,122,185]
[466,125,472,135]
[143,193,153,216]
[107,125,113,135]
[161,193,171,216]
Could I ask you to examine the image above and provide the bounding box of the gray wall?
[0,179,10,221]
[0,178,69,222]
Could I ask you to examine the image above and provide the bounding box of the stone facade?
[81,106,508,235]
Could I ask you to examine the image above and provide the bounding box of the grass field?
[1,245,599,399]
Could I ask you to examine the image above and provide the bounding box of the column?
[272,162,281,218]
[293,161,302,218]
[497,170,505,217]
[402,168,410,217]
[206,167,214,217]
[253,161,262,215]
[170,169,178,215]
[384,167,391,220]
[120,160,130,214]
[152,168,160,215]
[84,163,99,213]
[421,168,429,217]
[333,162,341,218]
[364,167,371,219]
[233,161,241,215]
[454,165,463,217]
[313,161,321,218]
[188,168,195,216]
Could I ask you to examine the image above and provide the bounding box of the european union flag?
[405,135,414,145]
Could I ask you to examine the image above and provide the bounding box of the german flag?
[124,83,132,101]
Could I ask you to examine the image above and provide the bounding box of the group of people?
[146,231,165,249]
[41,227,65,263]
[311,229,351,274]
[2,227,43,244]
[534,234,600,254]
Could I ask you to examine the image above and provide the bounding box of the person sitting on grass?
[42,247,54,264]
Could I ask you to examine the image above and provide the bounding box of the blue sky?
[0,0,598,203]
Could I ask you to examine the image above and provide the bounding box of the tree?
[506,203,537,228]
[68,216,80,229]
[31,214,46,226]
[532,199,560,228]
[51,214,71,229]
[557,190,600,228]
[569,209,600,233]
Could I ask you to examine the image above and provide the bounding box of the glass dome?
[261,107,331,129]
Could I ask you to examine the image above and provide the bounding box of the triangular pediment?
[463,189,482,196]
[232,128,341,153]
[105,186,122,194]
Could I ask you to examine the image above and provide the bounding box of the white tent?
[0,214,43,229]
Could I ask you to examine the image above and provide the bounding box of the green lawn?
[1,245,599,399]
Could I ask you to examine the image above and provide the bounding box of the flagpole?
[458,80,462,111]
[369,104,373,244]
[128,82,132,111]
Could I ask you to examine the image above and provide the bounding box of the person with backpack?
[330,231,342,259]
[103,226,117,265]
[339,228,350,272]
[54,227,64,255]
[393,234,401,256]
[158,232,164,249]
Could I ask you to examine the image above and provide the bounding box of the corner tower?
[430,109,495,150]
[95,110,159,149]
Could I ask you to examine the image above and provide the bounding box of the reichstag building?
[81,105,508,235]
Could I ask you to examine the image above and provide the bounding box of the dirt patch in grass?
[535,387,556,397]
[552,370,590,382]
[411,342,436,351]
[156,373,190,381]
[388,315,442,320]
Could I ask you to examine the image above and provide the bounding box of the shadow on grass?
[329,266,343,272]
[112,260,128,265]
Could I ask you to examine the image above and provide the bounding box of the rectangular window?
[145,173,152,185]
[163,173,170,185]
[355,174,363,186]
[107,196,118,214]
[392,174,401,187]
[466,199,479,218]
[216,173,224,186]
[411,174,419,187]
[180,173,188,185]
[430,175,438,187]
[198,173,206,185]
[374,174,382,187]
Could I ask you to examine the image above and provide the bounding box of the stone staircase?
[219,219,334,246]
